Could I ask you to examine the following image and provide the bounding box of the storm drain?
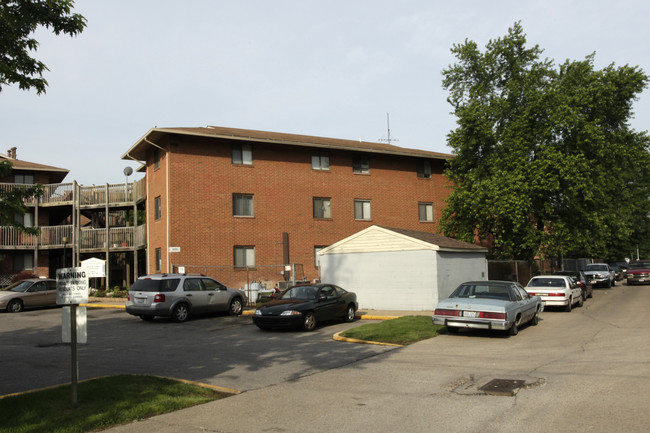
[479,379,525,396]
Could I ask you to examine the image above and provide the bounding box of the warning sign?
[56,267,89,305]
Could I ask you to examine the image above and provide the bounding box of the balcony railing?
[0,178,146,207]
[0,224,146,249]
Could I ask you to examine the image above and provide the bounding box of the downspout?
[143,136,170,273]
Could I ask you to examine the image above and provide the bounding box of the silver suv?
[126,274,247,322]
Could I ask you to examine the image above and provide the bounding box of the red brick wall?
[146,136,451,289]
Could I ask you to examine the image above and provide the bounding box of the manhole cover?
[479,379,525,396]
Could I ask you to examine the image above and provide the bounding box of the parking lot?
[3,283,650,433]
[0,307,394,396]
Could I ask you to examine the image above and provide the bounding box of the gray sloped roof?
[379,227,487,251]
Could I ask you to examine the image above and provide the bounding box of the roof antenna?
[378,113,398,144]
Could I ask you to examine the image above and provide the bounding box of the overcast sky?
[2,0,649,185]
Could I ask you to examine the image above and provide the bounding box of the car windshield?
[586,264,607,271]
[528,277,566,288]
[2,281,32,293]
[131,278,180,292]
[628,261,650,269]
[281,286,319,300]
[450,283,511,300]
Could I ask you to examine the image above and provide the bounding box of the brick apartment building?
[122,126,454,290]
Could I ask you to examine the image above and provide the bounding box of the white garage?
[317,225,488,311]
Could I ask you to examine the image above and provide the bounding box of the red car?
[626,261,650,285]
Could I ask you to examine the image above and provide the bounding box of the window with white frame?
[14,211,33,227]
[354,199,371,220]
[234,246,255,268]
[13,253,33,272]
[417,160,432,178]
[14,173,34,184]
[313,197,332,219]
[154,196,161,220]
[155,248,162,272]
[311,153,330,171]
[233,194,254,217]
[352,155,370,174]
[419,202,433,222]
[232,144,253,165]
[153,147,161,169]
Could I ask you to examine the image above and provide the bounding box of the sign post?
[57,267,89,408]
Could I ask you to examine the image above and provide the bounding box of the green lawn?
[340,315,445,345]
[0,375,233,433]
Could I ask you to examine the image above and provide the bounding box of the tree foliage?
[440,22,650,261]
[0,160,43,235]
[0,0,86,94]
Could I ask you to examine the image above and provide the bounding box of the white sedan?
[525,275,583,312]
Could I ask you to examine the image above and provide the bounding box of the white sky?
[1,0,648,185]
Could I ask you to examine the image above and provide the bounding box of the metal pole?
[71,304,78,408]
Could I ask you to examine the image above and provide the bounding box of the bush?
[11,271,38,283]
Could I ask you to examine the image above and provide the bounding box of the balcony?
[0,224,146,250]
[0,178,146,208]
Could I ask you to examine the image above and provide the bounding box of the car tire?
[7,299,23,313]
[344,304,356,323]
[612,279,616,287]
[564,299,572,312]
[577,296,584,308]
[171,304,190,322]
[531,309,539,326]
[139,315,155,321]
[228,297,243,316]
[509,318,519,336]
[302,312,316,331]
[606,280,611,288]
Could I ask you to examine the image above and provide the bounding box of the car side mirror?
[319,295,327,302]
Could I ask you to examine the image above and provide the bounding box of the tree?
[440,22,650,261]
[0,160,43,235]
[0,0,86,94]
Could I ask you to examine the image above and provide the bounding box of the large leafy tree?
[440,22,650,261]
[0,161,43,235]
[0,0,86,94]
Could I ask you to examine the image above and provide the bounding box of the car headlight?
[254,309,262,316]
[280,310,302,316]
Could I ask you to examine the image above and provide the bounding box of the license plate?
[640,279,645,282]
[463,311,478,318]
[135,297,145,304]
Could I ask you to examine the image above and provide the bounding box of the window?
[314,246,327,267]
[234,246,255,268]
[153,147,161,169]
[312,153,330,170]
[353,155,370,174]
[14,212,33,227]
[155,248,162,272]
[233,194,254,217]
[313,197,332,219]
[154,196,161,220]
[14,173,34,184]
[13,253,33,272]
[417,160,432,178]
[232,144,253,165]
[354,199,371,220]
[419,202,433,222]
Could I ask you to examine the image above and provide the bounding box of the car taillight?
[527,292,535,296]
[154,294,166,303]
[479,311,506,320]
[434,309,459,316]
[548,293,565,297]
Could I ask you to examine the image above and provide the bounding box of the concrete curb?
[332,331,404,347]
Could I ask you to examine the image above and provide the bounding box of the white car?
[525,275,583,312]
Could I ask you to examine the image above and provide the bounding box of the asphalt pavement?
[97,285,650,433]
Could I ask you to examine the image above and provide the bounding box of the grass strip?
[340,315,445,345]
[0,374,232,433]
